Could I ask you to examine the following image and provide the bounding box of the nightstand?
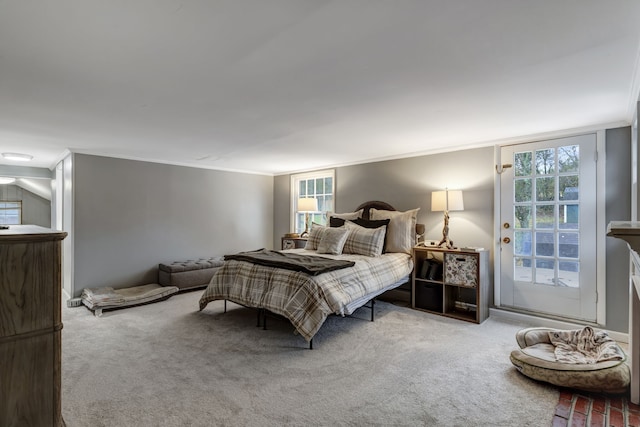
[412,245,489,323]
[281,237,308,250]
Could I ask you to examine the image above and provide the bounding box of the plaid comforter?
[198,249,413,341]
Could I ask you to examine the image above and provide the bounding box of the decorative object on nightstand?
[281,236,308,250]
[415,223,426,244]
[411,245,488,323]
[431,188,464,249]
[297,197,318,238]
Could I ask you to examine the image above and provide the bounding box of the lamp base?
[437,210,455,249]
[437,237,455,250]
[300,212,311,238]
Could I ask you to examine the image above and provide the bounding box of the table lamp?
[431,189,464,249]
[298,197,318,237]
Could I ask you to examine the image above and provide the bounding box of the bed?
[198,201,419,347]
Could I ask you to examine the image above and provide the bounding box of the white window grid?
[290,170,335,234]
[0,200,22,225]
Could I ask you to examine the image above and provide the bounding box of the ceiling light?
[0,177,16,184]
[2,152,33,162]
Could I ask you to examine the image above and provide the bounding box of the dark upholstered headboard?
[354,201,425,236]
[355,200,396,220]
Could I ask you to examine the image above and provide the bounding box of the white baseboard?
[490,308,629,343]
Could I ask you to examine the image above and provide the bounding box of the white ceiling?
[1,1,640,175]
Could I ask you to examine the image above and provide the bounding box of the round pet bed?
[509,327,630,394]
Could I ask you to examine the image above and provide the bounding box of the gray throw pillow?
[305,224,326,250]
[317,227,350,255]
[342,221,387,257]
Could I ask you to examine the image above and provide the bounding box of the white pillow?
[370,208,420,254]
[327,209,364,221]
[317,227,350,255]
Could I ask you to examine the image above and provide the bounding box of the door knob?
[502,237,511,244]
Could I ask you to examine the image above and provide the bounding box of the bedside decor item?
[298,197,318,237]
[415,223,426,244]
[282,236,308,249]
[431,189,464,249]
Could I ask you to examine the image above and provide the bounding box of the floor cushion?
[510,327,630,394]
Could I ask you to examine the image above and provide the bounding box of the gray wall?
[333,148,495,251]
[274,129,633,332]
[275,146,495,297]
[0,184,51,227]
[605,126,632,332]
[72,154,273,295]
[274,173,291,249]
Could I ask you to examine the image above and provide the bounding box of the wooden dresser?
[0,225,67,426]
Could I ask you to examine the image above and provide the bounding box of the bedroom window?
[291,170,334,234]
[0,201,22,225]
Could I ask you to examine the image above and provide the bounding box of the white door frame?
[493,129,606,325]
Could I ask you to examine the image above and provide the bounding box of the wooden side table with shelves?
[281,236,308,250]
[411,245,489,323]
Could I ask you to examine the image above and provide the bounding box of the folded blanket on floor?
[224,249,355,276]
[548,326,625,364]
[81,284,179,309]
[81,287,125,306]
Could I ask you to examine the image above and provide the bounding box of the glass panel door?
[500,134,597,321]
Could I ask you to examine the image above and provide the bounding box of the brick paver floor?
[552,390,640,426]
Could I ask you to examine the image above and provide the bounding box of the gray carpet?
[61,291,558,426]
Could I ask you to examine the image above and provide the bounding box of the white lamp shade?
[431,191,447,212]
[431,190,464,212]
[447,190,464,211]
[297,197,318,212]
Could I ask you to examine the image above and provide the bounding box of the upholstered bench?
[158,257,224,291]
